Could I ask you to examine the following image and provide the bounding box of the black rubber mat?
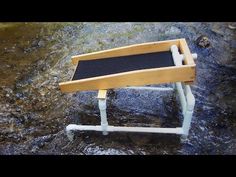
[72,51,174,80]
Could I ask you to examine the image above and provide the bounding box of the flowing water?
[0,22,235,154]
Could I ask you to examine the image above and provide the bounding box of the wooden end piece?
[97,89,107,99]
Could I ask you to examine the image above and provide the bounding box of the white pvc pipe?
[66,124,184,134]
[182,85,195,136]
[124,86,174,91]
[171,45,197,64]
[171,45,183,66]
[182,110,194,135]
[98,99,108,135]
[175,82,187,114]
[184,86,195,110]
[180,53,198,60]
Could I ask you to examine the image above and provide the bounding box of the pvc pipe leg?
[172,83,176,90]
[175,82,187,114]
[98,99,108,135]
[182,84,195,137]
[180,134,188,142]
[182,110,194,136]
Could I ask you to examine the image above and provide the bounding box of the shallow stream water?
[0,22,235,154]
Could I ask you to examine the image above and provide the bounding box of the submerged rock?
[196,35,211,48]
[165,26,181,35]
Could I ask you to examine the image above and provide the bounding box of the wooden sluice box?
[59,38,197,141]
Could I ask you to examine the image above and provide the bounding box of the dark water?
[0,22,235,154]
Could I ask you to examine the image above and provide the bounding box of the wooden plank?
[70,62,79,80]
[178,39,196,83]
[71,39,181,65]
[59,65,195,92]
[179,39,195,65]
[97,90,107,99]
[184,81,194,85]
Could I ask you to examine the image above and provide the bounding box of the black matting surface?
[72,51,174,80]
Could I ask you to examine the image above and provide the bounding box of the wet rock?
[40,80,50,87]
[4,133,23,143]
[16,107,21,112]
[4,87,13,94]
[30,39,45,50]
[83,145,128,155]
[196,35,211,48]
[50,71,59,77]
[15,93,24,99]
[28,134,55,150]
[31,146,39,153]
[228,24,236,30]
[37,40,45,47]
[53,76,58,82]
[165,26,181,35]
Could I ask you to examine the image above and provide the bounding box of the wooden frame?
[59,38,196,92]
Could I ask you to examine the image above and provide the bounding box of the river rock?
[196,35,211,48]
[165,26,181,35]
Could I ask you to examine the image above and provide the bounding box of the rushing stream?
[0,22,235,154]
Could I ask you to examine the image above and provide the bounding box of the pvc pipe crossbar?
[124,86,174,91]
[66,124,183,134]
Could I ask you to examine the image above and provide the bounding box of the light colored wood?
[178,39,196,83]
[179,39,195,65]
[184,81,194,85]
[59,65,195,92]
[70,62,79,80]
[97,90,107,99]
[71,39,181,65]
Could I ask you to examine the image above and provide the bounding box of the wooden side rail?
[59,39,196,92]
